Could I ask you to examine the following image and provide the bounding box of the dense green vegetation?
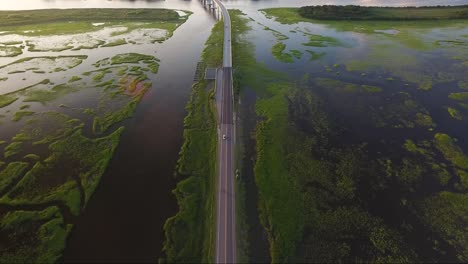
[162,20,220,263]
[298,5,468,20]
[302,34,341,47]
[0,94,17,108]
[232,9,468,263]
[0,9,182,35]
[449,92,468,101]
[271,42,293,63]
[110,53,158,65]
[0,45,22,57]
[0,206,72,263]
[448,107,463,120]
[12,111,34,121]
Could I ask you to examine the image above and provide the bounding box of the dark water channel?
[60,3,217,263]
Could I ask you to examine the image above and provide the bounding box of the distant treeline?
[298,5,468,20]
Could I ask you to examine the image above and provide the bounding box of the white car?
[223,134,227,140]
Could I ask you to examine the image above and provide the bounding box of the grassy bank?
[230,10,303,262]
[162,20,222,263]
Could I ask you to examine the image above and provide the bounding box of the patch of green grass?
[0,55,87,71]
[92,71,107,82]
[8,70,26,74]
[201,20,224,66]
[448,107,463,120]
[302,34,341,47]
[93,82,148,134]
[254,84,304,262]
[458,81,468,90]
[0,45,22,57]
[305,50,326,61]
[12,111,34,122]
[345,44,434,90]
[163,16,221,263]
[260,8,308,25]
[50,127,124,205]
[449,92,468,101]
[414,112,434,127]
[459,103,468,109]
[24,83,79,104]
[0,206,72,263]
[24,154,40,161]
[229,10,304,262]
[315,78,382,93]
[110,53,157,65]
[403,139,428,155]
[435,133,468,170]
[271,42,294,63]
[290,49,303,59]
[163,81,217,263]
[14,111,82,145]
[68,76,81,83]
[262,25,289,41]
[102,38,127,47]
[72,40,106,51]
[361,84,383,92]
[146,61,160,74]
[0,41,23,45]
[4,141,23,158]
[3,127,123,215]
[417,192,468,262]
[0,94,18,108]
[0,162,29,194]
[456,170,468,188]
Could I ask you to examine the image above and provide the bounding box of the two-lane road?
[213,0,236,263]
[216,67,235,264]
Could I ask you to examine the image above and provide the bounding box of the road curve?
[213,0,236,263]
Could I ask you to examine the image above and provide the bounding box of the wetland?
[1,0,468,262]
[230,6,468,263]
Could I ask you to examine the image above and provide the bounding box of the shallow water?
[235,6,468,261]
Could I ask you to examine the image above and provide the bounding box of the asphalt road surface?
[213,0,236,263]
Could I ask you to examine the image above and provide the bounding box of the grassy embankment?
[231,9,468,263]
[162,20,222,263]
[230,10,304,262]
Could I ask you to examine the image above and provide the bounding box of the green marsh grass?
[163,20,221,263]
